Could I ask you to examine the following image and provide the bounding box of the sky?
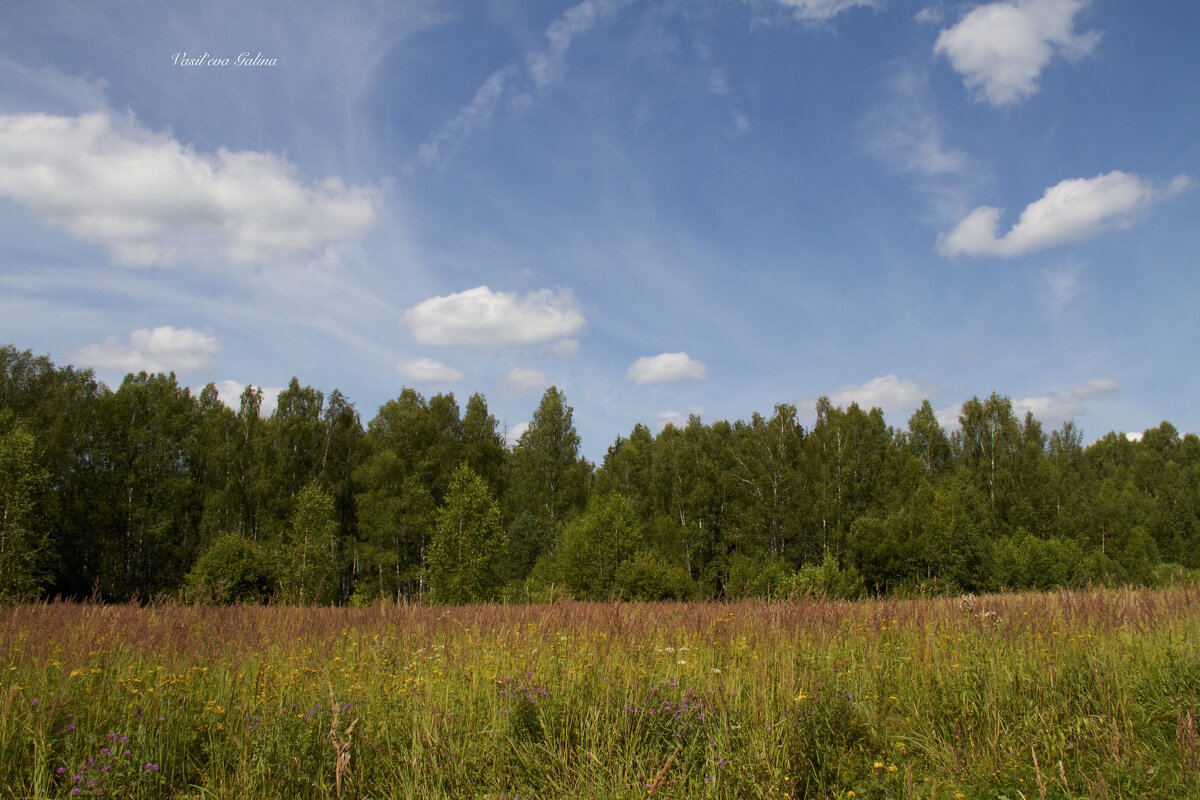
[1,0,1197,461]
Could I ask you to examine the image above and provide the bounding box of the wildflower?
[56,767,67,775]
[873,761,884,770]
[31,698,41,706]
[144,762,160,772]
[887,764,897,773]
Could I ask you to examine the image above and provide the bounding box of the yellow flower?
[873,761,884,770]
[887,764,897,773]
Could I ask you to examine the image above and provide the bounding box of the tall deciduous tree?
[0,422,48,599]
[428,464,506,604]
[506,387,590,575]
[279,482,338,605]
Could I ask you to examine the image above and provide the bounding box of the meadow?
[2,588,1199,799]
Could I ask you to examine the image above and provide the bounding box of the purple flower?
[101,748,110,756]
[144,762,160,772]
[107,732,117,741]
[65,724,75,732]
[123,749,132,757]
[31,698,41,706]
[71,789,81,796]
[56,767,67,775]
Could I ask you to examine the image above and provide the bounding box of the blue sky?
[1,0,1197,460]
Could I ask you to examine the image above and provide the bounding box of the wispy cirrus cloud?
[934,0,1101,106]
[402,285,585,349]
[0,112,379,267]
[410,0,627,170]
[77,326,220,374]
[501,367,549,397]
[938,171,1191,258]
[771,0,882,22]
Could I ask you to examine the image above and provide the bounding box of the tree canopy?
[2,342,1197,604]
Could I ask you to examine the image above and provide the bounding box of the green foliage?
[185,532,275,604]
[724,551,794,599]
[556,493,640,600]
[427,464,507,604]
[789,554,866,600]
[278,483,338,605]
[0,423,48,600]
[613,550,695,600]
[3,342,1200,603]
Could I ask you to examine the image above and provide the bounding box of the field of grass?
[2,588,1199,799]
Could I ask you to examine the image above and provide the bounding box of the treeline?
[1,344,1198,604]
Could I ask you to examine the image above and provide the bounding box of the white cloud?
[403,285,586,348]
[1015,378,1117,422]
[215,380,281,417]
[504,421,530,448]
[828,374,929,416]
[1041,262,1084,315]
[934,0,1101,106]
[527,0,626,89]
[396,357,463,384]
[77,326,220,374]
[539,338,580,358]
[0,112,379,267]
[502,367,549,397]
[937,171,1191,258]
[774,0,882,21]
[411,0,625,171]
[860,68,967,179]
[413,66,517,170]
[656,406,706,431]
[626,352,708,385]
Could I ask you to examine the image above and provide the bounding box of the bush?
[186,532,275,604]
[788,554,866,600]
[613,550,695,600]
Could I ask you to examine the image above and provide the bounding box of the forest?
[1,343,1197,605]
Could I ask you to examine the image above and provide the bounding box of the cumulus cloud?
[396,357,463,384]
[502,367,549,397]
[626,352,708,385]
[77,326,220,374]
[403,285,586,348]
[1014,378,1117,422]
[934,0,1101,106]
[937,171,1191,258]
[656,406,706,431]
[827,374,929,416]
[215,380,281,417]
[0,112,379,267]
[505,421,530,448]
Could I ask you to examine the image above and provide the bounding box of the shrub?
[186,532,275,604]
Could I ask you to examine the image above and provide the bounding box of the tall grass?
[2,587,1198,798]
